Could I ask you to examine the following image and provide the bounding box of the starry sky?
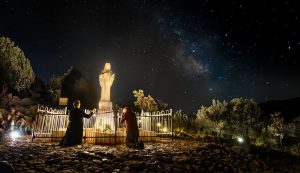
[0,0,299,112]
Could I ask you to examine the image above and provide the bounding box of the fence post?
[31,131,35,142]
[114,112,118,146]
[170,109,173,141]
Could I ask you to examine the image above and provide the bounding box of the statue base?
[99,100,112,111]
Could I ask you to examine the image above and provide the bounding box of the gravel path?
[0,135,299,172]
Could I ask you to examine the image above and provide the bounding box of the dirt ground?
[0,135,300,172]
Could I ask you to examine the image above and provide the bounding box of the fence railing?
[37,105,67,115]
[32,106,172,144]
[136,109,173,135]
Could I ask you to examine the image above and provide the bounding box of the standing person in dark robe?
[121,107,139,148]
[59,100,96,147]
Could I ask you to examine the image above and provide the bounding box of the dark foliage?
[259,97,300,122]
[14,77,53,105]
[61,68,98,109]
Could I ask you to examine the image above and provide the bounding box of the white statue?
[99,63,115,110]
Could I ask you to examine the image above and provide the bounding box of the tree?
[156,99,170,110]
[268,112,285,146]
[133,89,158,112]
[46,67,72,105]
[196,100,228,141]
[0,37,35,97]
[226,98,262,143]
[172,109,190,133]
[195,106,214,136]
[61,68,98,109]
[18,77,53,105]
[47,74,63,105]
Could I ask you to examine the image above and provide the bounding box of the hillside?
[259,97,300,122]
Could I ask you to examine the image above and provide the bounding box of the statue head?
[104,63,111,71]
[101,63,113,74]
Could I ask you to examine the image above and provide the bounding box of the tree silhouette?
[61,68,98,109]
[0,37,35,97]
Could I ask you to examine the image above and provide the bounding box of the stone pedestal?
[99,100,112,111]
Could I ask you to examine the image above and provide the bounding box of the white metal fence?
[32,105,68,137]
[136,109,173,134]
[32,105,172,143]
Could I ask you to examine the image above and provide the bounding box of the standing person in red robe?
[121,107,140,148]
[59,100,96,147]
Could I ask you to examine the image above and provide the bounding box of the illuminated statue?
[99,63,115,111]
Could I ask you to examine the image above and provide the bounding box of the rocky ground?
[0,135,300,173]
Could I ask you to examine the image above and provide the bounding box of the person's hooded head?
[73,100,81,108]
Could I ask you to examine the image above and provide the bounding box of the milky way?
[0,0,299,112]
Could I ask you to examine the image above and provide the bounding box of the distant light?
[163,127,168,132]
[10,131,20,139]
[237,137,244,143]
[157,123,161,127]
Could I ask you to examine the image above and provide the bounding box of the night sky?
[1,0,299,112]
